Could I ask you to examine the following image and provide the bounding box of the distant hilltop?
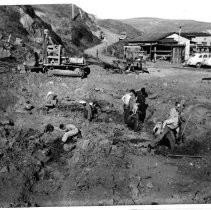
[119,17,211,34]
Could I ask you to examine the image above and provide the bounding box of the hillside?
[0,4,102,64]
[33,4,101,54]
[120,17,211,34]
[0,5,63,64]
[97,19,143,39]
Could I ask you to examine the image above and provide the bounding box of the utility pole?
[178,26,182,44]
[72,4,74,20]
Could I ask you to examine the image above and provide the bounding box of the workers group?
[29,88,186,153]
[122,89,186,152]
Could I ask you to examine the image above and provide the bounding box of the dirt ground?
[0,62,211,207]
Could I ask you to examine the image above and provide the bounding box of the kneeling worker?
[79,100,101,121]
[43,123,81,151]
[45,91,58,111]
[59,123,81,143]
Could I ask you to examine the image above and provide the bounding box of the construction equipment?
[23,29,90,78]
[123,45,148,73]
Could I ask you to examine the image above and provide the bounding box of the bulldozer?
[23,29,90,78]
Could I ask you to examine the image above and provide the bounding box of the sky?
[3,0,211,22]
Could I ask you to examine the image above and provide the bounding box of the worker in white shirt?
[42,123,81,150]
[148,102,181,151]
[58,123,81,143]
[122,89,137,123]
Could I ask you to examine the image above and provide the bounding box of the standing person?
[177,105,186,144]
[148,102,181,152]
[127,102,139,131]
[122,89,137,124]
[136,88,148,123]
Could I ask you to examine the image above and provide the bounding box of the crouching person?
[79,100,101,122]
[42,123,82,151]
[59,123,82,151]
[45,91,58,111]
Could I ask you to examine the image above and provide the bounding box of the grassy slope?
[120,17,211,34]
[97,19,143,39]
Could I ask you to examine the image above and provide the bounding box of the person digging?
[44,91,58,112]
[136,87,149,123]
[43,123,82,151]
[148,102,182,152]
[122,89,137,124]
[79,100,101,122]
[58,123,82,151]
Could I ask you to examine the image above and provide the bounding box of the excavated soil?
[0,62,211,207]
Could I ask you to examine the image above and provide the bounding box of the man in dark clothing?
[136,88,148,123]
[176,108,186,144]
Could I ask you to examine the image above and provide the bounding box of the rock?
[0,119,10,125]
[8,163,16,172]
[114,124,124,131]
[149,94,159,100]
[99,139,112,155]
[131,186,139,199]
[163,82,168,87]
[63,143,76,152]
[68,150,81,167]
[77,139,90,151]
[110,145,124,158]
[94,87,102,91]
[0,148,4,157]
[11,68,17,73]
[0,166,8,173]
[146,181,154,189]
[0,137,7,148]
[33,149,51,163]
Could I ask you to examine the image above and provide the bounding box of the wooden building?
[126,32,191,63]
[181,32,211,54]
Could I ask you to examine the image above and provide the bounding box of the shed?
[127,32,190,63]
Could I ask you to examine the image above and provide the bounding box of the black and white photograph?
[0,0,211,208]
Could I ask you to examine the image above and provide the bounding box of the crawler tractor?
[24,29,90,78]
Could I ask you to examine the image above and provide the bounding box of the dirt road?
[85,28,119,63]
[0,62,211,206]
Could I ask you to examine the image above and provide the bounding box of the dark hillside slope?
[0,5,62,63]
[34,4,101,55]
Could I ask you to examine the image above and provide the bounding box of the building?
[181,32,211,53]
[126,32,191,63]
